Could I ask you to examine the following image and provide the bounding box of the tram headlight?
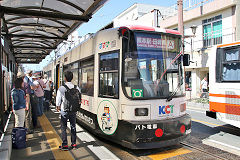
[135,108,148,116]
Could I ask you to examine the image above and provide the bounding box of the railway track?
[180,142,228,160]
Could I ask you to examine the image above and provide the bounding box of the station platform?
[3,107,119,160]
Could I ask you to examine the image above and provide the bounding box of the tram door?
[97,51,120,135]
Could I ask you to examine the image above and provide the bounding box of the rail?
[181,142,228,160]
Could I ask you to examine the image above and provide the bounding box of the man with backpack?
[56,71,81,151]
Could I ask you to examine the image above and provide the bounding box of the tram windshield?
[122,31,184,99]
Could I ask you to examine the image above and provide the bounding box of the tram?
[0,41,16,134]
[44,25,191,149]
[1,66,11,113]
[206,41,240,128]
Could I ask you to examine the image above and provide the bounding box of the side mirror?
[183,54,190,66]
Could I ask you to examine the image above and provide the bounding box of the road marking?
[187,106,206,112]
[88,145,120,160]
[38,115,74,160]
[148,148,192,160]
[187,109,205,114]
[191,118,236,130]
[191,118,222,127]
[67,122,120,160]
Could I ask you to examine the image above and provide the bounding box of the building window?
[64,62,79,86]
[99,52,119,98]
[203,15,222,47]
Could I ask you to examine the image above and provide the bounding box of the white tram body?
[44,26,191,149]
[207,41,240,128]
[2,65,11,112]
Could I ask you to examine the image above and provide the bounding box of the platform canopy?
[0,0,108,64]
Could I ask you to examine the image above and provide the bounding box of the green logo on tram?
[132,89,143,98]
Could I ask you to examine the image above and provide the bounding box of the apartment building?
[113,0,240,99]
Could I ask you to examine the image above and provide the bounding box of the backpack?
[63,84,81,112]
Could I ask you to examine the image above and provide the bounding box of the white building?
[113,3,172,27]
[159,0,240,98]
[111,0,240,99]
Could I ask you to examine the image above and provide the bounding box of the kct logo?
[159,105,174,115]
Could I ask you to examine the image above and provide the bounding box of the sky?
[77,0,177,37]
[23,0,177,71]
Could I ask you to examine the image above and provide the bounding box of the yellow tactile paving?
[148,148,192,160]
[38,115,74,160]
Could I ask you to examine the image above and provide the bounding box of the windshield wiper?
[166,82,181,102]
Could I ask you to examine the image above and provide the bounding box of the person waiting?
[11,78,26,127]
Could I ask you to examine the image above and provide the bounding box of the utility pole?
[178,0,184,53]
[153,9,160,28]
[235,0,240,41]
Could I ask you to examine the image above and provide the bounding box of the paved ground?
[11,109,119,160]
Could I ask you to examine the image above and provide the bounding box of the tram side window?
[71,63,79,85]
[217,47,240,82]
[79,60,94,96]
[63,63,79,85]
[99,52,119,98]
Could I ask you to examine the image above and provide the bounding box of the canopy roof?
[0,0,108,64]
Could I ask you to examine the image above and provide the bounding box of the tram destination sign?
[136,37,176,51]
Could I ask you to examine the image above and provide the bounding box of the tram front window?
[123,32,184,99]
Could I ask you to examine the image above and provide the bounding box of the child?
[11,78,26,127]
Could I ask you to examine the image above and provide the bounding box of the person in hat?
[43,74,51,111]
[17,71,25,78]
[17,71,28,97]
[24,70,38,132]
[32,74,46,117]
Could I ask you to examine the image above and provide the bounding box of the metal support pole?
[0,11,4,132]
[191,38,193,59]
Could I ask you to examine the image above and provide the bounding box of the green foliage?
[193,98,209,104]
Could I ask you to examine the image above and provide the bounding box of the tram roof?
[0,0,108,64]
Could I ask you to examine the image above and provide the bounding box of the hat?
[26,70,33,74]
[32,75,39,79]
[17,71,25,78]
[44,74,48,79]
[49,78,52,81]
